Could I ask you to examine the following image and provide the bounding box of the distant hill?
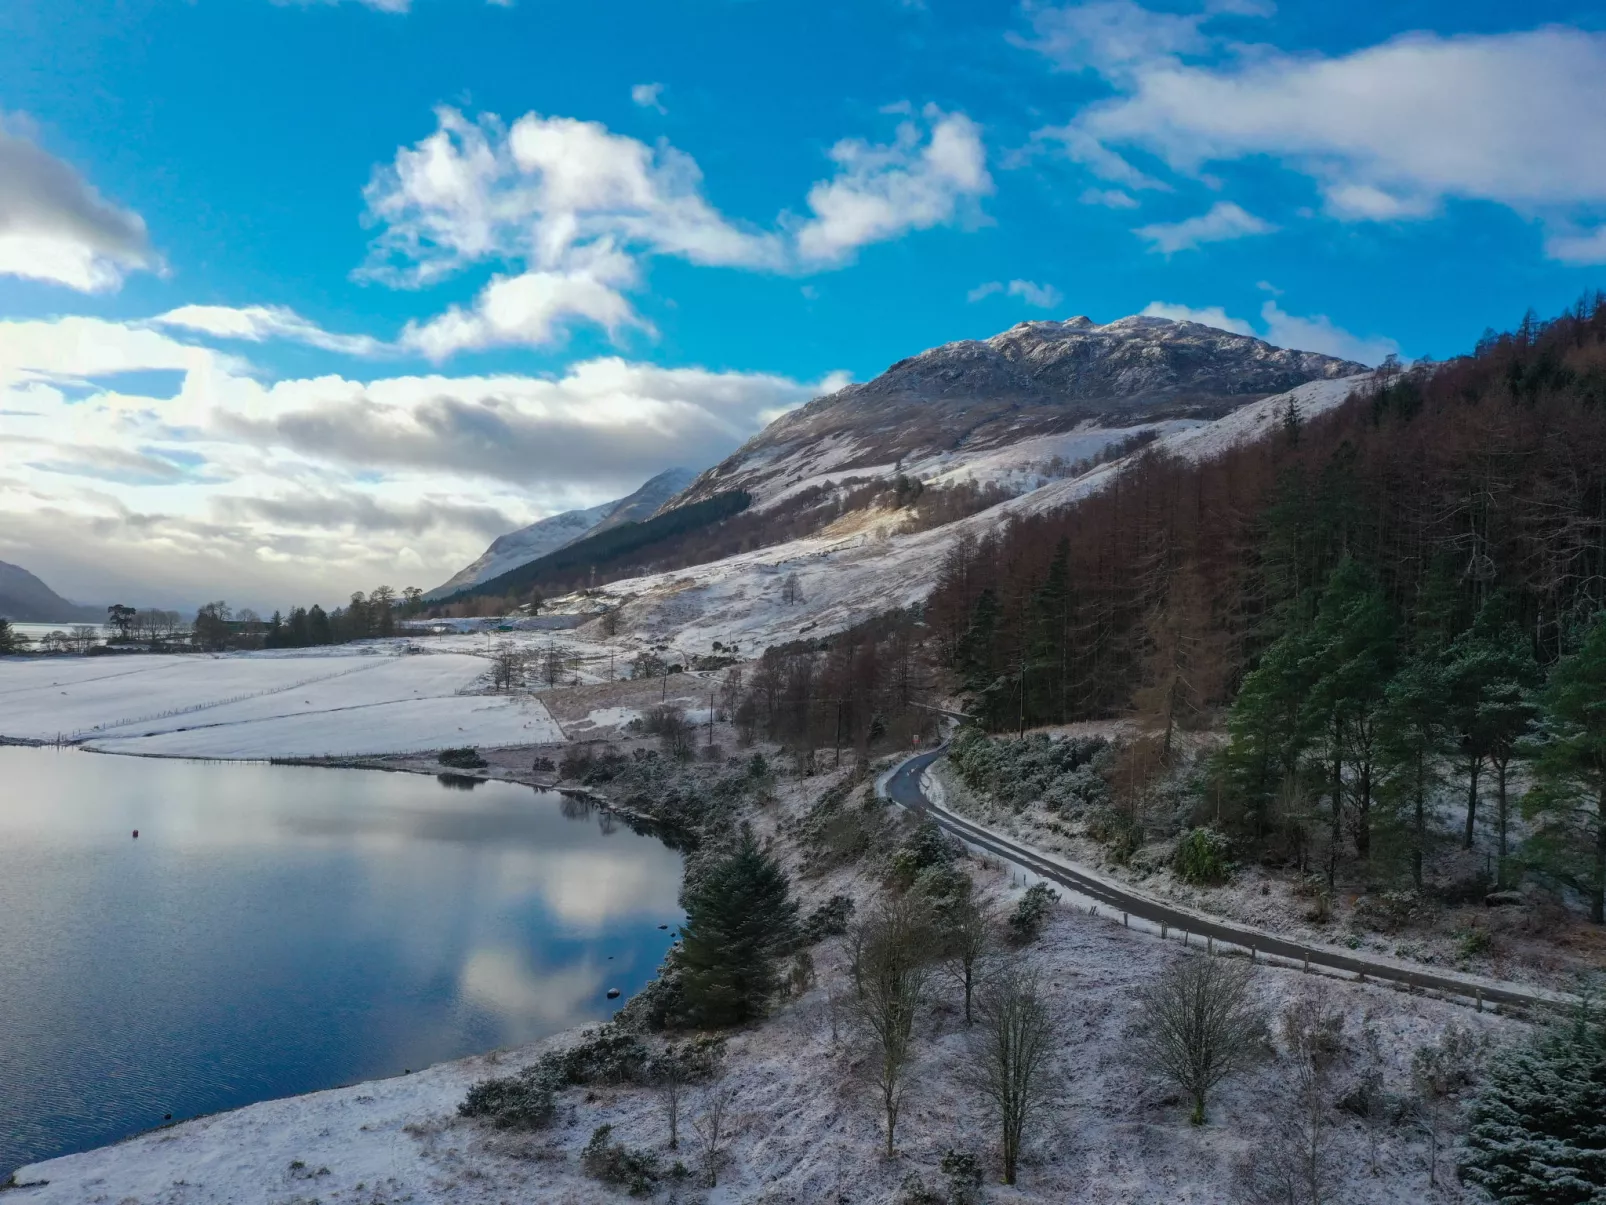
[425,467,697,600]
[0,561,104,623]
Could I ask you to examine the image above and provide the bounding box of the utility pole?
[708,690,715,748]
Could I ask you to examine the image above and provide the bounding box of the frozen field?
[0,650,564,758]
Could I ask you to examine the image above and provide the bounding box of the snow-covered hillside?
[577,375,1367,655]
[427,468,696,600]
[676,315,1366,510]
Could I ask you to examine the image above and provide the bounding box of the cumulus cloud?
[631,83,667,114]
[1134,200,1274,253]
[359,104,991,355]
[1139,300,1253,335]
[0,115,156,292]
[152,304,387,357]
[1026,6,1606,257]
[792,105,992,266]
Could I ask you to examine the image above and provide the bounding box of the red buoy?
[132,830,139,839]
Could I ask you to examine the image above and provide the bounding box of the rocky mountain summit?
[678,315,1365,505]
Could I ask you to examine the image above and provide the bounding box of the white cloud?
[398,250,646,360]
[1029,9,1606,257]
[359,106,781,291]
[1008,279,1061,308]
[631,83,667,114]
[360,104,991,355]
[274,0,512,11]
[152,305,387,357]
[1139,298,1397,364]
[1545,225,1606,265]
[1139,300,1253,335]
[968,279,1062,308]
[0,312,846,605]
[1134,200,1274,252]
[0,115,156,292]
[1015,0,1215,77]
[1080,187,1140,209]
[1259,300,1398,366]
[792,105,993,266]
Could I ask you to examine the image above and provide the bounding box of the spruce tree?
[679,834,799,1026]
[1461,1009,1606,1203]
[1524,614,1606,924]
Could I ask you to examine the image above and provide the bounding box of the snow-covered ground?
[0,649,563,758]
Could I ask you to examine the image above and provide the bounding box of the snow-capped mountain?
[675,316,1365,507]
[426,467,696,599]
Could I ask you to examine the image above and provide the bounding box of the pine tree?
[1446,602,1542,868]
[1380,650,1452,890]
[679,834,799,1026]
[1523,614,1606,924]
[1461,1008,1606,1203]
[1302,558,1397,873]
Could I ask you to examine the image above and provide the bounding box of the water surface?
[0,747,681,1176]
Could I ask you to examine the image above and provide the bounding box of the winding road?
[882,747,1576,1016]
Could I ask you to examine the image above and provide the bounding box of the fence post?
[1160,922,1167,940]
[1250,946,1256,965]
[1207,935,1214,956]
[1122,912,1128,928]
[1303,950,1310,974]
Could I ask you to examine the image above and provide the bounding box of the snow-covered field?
[0,649,564,758]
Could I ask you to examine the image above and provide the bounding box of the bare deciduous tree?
[943,892,994,1025]
[1246,988,1346,1205]
[851,894,934,1157]
[490,643,526,691]
[1135,954,1267,1125]
[961,962,1055,1185]
[689,1077,737,1187]
[650,1040,720,1153]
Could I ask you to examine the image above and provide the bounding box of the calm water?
[0,747,683,1176]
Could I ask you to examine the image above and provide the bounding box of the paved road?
[882,748,1575,1016]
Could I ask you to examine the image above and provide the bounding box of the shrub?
[546,1026,649,1086]
[458,1072,555,1129]
[800,894,856,943]
[1456,926,1494,961]
[941,1149,984,1205]
[1174,827,1233,886]
[438,746,487,769]
[1087,807,1144,862]
[580,1124,660,1196]
[1352,889,1430,934]
[889,818,961,889]
[948,727,1109,813]
[1007,882,1060,945]
[912,862,972,920]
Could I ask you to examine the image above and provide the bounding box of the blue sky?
[2,0,1604,608]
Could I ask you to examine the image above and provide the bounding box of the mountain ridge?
[0,561,105,624]
[426,467,696,600]
[674,315,1366,508]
